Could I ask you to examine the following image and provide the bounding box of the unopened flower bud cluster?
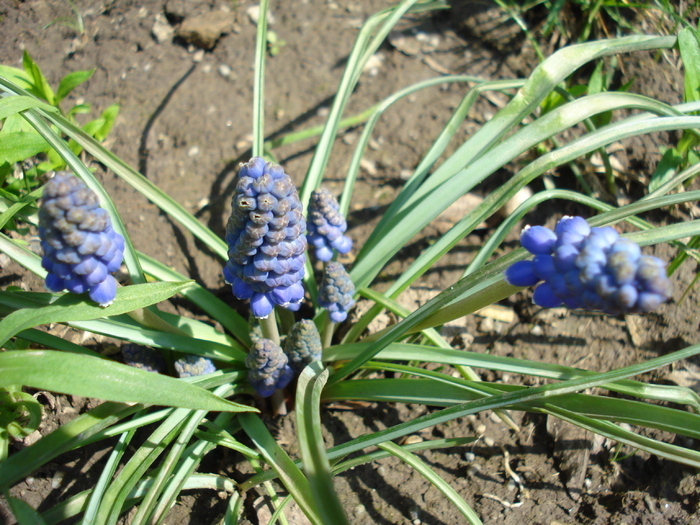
[246,338,294,397]
[318,262,356,323]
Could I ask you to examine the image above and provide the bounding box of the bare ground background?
[0,0,699,523]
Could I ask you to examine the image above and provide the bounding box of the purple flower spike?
[505,215,673,314]
[39,172,124,306]
[223,158,306,318]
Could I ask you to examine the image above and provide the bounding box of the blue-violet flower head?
[39,171,124,306]
[284,319,322,372]
[223,158,307,318]
[246,338,294,397]
[505,216,673,315]
[307,187,352,262]
[318,262,355,323]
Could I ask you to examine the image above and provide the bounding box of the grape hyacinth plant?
[2,3,700,525]
[505,216,674,314]
[38,171,124,306]
[223,157,307,319]
[307,187,353,262]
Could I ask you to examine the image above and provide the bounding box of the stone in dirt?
[175,11,236,50]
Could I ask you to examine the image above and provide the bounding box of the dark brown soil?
[1,1,699,524]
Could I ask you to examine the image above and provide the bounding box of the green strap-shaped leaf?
[0,350,254,413]
[0,281,192,347]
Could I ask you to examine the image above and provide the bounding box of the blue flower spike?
[246,338,294,397]
[318,262,355,323]
[223,158,307,318]
[39,171,124,306]
[174,354,217,378]
[284,319,323,372]
[307,187,352,262]
[505,216,673,315]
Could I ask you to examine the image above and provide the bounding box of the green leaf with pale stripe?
[0,281,193,347]
[0,350,254,413]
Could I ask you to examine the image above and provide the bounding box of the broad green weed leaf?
[0,350,254,413]
[679,27,700,103]
[93,104,119,142]
[22,51,55,105]
[56,69,95,104]
[0,65,34,92]
[0,131,50,164]
[649,147,683,192]
[0,281,193,347]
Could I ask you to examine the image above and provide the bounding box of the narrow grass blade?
[252,0,268,157]
[94,409,188,525]
[324,344,700,461]
[377,441,482,525]
[238,412,324,524]
[0,402,142,489]
[81,425,135,524]
[325,343,700,410]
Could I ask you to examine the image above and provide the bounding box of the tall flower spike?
[307,187,352,262]
[318,262,355,323]
[174,354,217,378]
[505,216,673,315]
[246,338,294,397]
[39,171,124,306]
[284,319,323,372]
[223,157,307,318]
